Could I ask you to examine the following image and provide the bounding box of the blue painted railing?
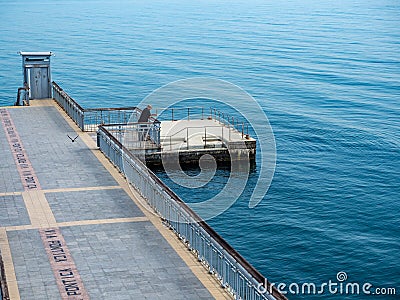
[52,82,85,130]
[99,123,161,149]
[97,125,286,300]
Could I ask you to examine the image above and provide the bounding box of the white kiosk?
[18,52,53,105]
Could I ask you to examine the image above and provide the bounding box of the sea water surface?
[1,0,399,299]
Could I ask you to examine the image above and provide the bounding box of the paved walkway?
[0,101,230,300]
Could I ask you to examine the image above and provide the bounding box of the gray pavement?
[0,119,23,193]
[45,189,145,223]
[7,229,60,300]
[0,195,30,227]
[9,107,118,190]
[61,223,212,300]
[0,103,216,300]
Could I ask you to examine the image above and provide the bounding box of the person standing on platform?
[138,105,153,141]
[138,104,153,122]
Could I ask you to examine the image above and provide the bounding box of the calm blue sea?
[1,0,399,299]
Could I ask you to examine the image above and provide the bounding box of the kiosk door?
[30,66,50,99]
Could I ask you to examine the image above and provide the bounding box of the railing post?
[186,128,189,150]
[204,127,207,148]
[155,120,161,147]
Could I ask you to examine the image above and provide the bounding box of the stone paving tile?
[61,223,213,300]
[0,195,30,227]
[1,106,216,299]
[46,189,145,222]
[0,116,24,193]
[7,229,61,300]
[9,107,117,189]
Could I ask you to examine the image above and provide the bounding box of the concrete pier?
[0,100,231,299]
[117,118,256,166]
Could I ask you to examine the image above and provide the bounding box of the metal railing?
[97,125,286,300]
[155,106,250,138]
[52,82,138,132]
[155,106,205,121]
[52,82,85,129]
[83,107,138,132]
[100,122,161,149]
[52,83,250,139]
[210,108,250,138]
[15,83,29,106]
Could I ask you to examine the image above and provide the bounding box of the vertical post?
[80,111,84,131]
[204,127,207,148]
[157,120,161,147]
[242,122,244,139]
[187,128,189,150]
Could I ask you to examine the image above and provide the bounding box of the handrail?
[155,106,250,138]
[15,83,29,106]
[52,82,250,137]
[97,125,286,300]
[85,107,138,112]
[210,107,249,137]
[52,81,139,132]
[101,122,161,148]
[52,81,84,111]
[154,106,205,121]
[52,81,85,129]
